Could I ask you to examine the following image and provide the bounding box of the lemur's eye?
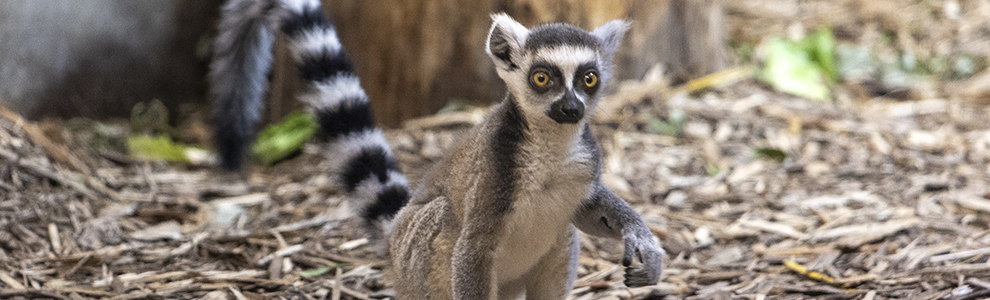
[583,72,598,88]
[532,72,550,86]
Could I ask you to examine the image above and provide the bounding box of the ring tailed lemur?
[388,14,665,298]
[211,0,664,297]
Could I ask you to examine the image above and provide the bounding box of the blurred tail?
[210,0,275,171]
[211,0,410,227]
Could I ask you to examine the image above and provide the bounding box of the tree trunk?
[309,0,729,126]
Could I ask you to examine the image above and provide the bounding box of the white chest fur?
[494,125,596,281]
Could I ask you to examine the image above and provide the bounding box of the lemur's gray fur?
[212,0,664,298]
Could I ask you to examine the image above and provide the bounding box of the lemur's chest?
[494,136,596,281]
[517,132,597,193]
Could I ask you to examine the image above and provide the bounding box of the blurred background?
[1,0,727,128]
[0,0,222,120]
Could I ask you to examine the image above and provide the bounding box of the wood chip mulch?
[2,78,990,300]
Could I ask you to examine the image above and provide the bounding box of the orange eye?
[532,72,549,86]
[584,72,598,88]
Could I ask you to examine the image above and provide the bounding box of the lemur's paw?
[622,232,664,287]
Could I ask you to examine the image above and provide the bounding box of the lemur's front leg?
[452,225,499,300]
[573,182,664,287]
[452,191,506,300]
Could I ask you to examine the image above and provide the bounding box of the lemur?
[211,0,665,298]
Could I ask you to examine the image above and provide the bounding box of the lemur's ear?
[591,20,631,59]
[486,13,529,71]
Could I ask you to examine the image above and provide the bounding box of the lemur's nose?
[559,103,581,118]
[547,92,584,124]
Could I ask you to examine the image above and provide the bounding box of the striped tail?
[211,0,410,227]
[210,0,276,171]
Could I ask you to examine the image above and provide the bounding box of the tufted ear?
[591,20,631,59]
[486,13,529,71]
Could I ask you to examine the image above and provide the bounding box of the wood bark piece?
[955,197,990,213]
[929,247,990,263]
[0,271,25,290]
[809,218,920,248]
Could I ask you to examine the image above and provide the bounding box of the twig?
[737,218,808,239]
[912,264,990,276]
[331,267,342,300]
[48,223,62,256]
[0,271,25,289]
[29,243,144,263]
[783,259,834,283]
[862,290,877,300]
[832,274,878,285]
[955,197,990,213]
[257,244,305,266]
[271,215,337,233]
[677,65,755,93]
[336,285,372,300]
[930,247,990,263]
[62,254,92,278]
[50,287,116,297]
[967,278,990,290]
[955,289,990,300]
[0,289,67,299]
[229,286,249,300]
[573,265,622,288]
[810,218,920,248]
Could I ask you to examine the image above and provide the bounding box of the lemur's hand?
[621,230,664,287]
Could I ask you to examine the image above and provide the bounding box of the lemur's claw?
[622,233,664,287]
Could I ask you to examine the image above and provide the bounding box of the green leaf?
[299,262,351,278]
[647,109,685,137]
[127,135,190,162]
[706,162,721,177]
[759,38,831,101]
[299,267,331,278]
[252,111,317,166]
[800,27,837,82]
[753,147,787,163]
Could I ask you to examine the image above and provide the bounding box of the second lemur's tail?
[272,0,410,227]
[210,0,409,227]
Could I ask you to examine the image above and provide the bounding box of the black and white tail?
[210,0,409,227]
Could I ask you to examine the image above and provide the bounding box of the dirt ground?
[3,0,990,299]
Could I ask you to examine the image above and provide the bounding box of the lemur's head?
[486,13,629,125]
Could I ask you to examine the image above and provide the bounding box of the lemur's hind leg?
[523,227,579,300]
[389,196,459,299]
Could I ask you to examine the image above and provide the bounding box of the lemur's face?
[486,14,630,124]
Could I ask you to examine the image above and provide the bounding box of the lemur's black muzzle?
[547,91,584,124]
